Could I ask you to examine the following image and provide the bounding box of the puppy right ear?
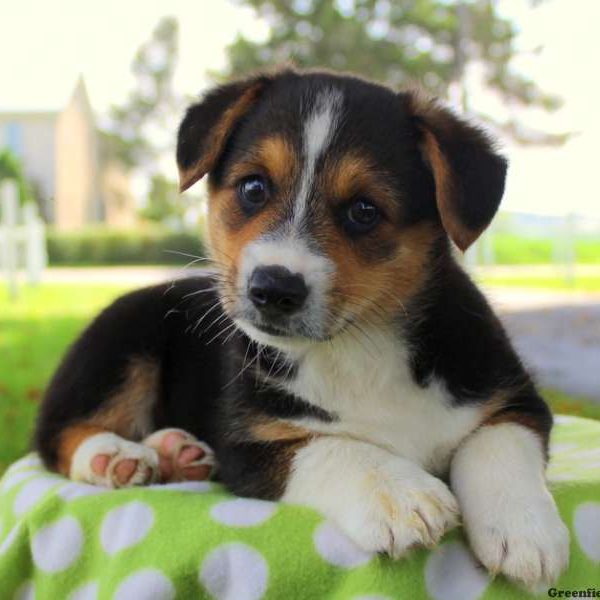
[177,74,273,192]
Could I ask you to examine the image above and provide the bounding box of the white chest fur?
[282,327,484,474]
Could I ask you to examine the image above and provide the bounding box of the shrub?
[46,227,206,266]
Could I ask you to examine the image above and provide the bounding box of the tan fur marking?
[54,358,159,476]
[208,188,280,302]
[327,154,397,214]
[326,221,439,325]
[225,137,297,189]
[408,91,484,252]
[56,424,106,476]
[269,439,312,499]
[476,388,515,421]
[258,136,297,187]
[179,82,265,192]
[250,419,314,443]
[484,410,548,442]
[478,386,550,447]
[90,357,159,438]
[421,130,480,251]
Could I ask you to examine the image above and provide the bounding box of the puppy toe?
[91,454,111,476]
[181,464,213,481]
[177,445,205,466]
[113,458,139,485]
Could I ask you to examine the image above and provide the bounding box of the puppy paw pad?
[142,428,216,483]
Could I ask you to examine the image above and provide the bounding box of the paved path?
[40,268,600,402]
[483,288,600,401]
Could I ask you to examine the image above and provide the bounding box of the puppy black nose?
[249,266,309,316]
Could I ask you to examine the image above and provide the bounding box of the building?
[0,77,136,229]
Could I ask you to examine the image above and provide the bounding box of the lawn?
[0,283,132,474]
[478,274,600,292]
[489,233,600,265]
[1,282,598,475]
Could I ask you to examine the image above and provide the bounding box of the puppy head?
[177,69,507,346]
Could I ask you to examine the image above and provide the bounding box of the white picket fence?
[0,180,47,299]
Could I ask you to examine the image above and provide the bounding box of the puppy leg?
[282,436,459,557]
[450,422,569,588]
[142,428,216,482]
[58,424,159,488]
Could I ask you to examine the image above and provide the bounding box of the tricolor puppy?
[35,69,569,588]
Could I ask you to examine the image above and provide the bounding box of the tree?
[101,16,195,225]
[140,174,181,223]
[221,0,565,144]
[101,16,182,171]
[0,149,33,205]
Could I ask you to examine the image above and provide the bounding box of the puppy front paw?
[338,467,460,558]
[466,492,569,588]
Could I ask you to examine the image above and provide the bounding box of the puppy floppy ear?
[407,93,508,251]
[177,74,273,192]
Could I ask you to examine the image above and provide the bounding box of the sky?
[1,0,600,217]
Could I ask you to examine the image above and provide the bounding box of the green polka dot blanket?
[1,415,599,599]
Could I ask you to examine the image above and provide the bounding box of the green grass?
[0,282,598,475]
[543,388,600,421]
[479,275,600,292]
[0,284,133,473]
[490,233,600,265]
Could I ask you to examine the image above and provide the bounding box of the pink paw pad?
[143,429,216,483]
[90,453,154,486]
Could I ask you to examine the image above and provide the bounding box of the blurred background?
[1,0,599,472]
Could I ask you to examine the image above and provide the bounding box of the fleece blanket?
[0,415,599,600]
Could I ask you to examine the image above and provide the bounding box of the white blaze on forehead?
[294,88,344,226]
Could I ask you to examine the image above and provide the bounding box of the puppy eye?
[344,199,381,234]
[238,175,269,214]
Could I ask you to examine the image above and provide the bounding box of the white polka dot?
[572,449,600,461]
[58,482,108,501]
[211,498,277,527]
[13,580,35,600]
[0,524,21,556]
[200,542,269,600]
[1,471,37,494]
[313,522,373,568]
[548,472,580,482]
[32,516,84,572]
[14,477,62,516]
[68,581,99,600]
[100,501,154,555]
[425,540,489,600]
[152,481,212,492]
[114,569,175,600]
[574,502,600,562]
[551,442,578,453]
[6,455,42,475]
[18,455,42,469]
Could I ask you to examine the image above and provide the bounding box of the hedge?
[46,227,207,266]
